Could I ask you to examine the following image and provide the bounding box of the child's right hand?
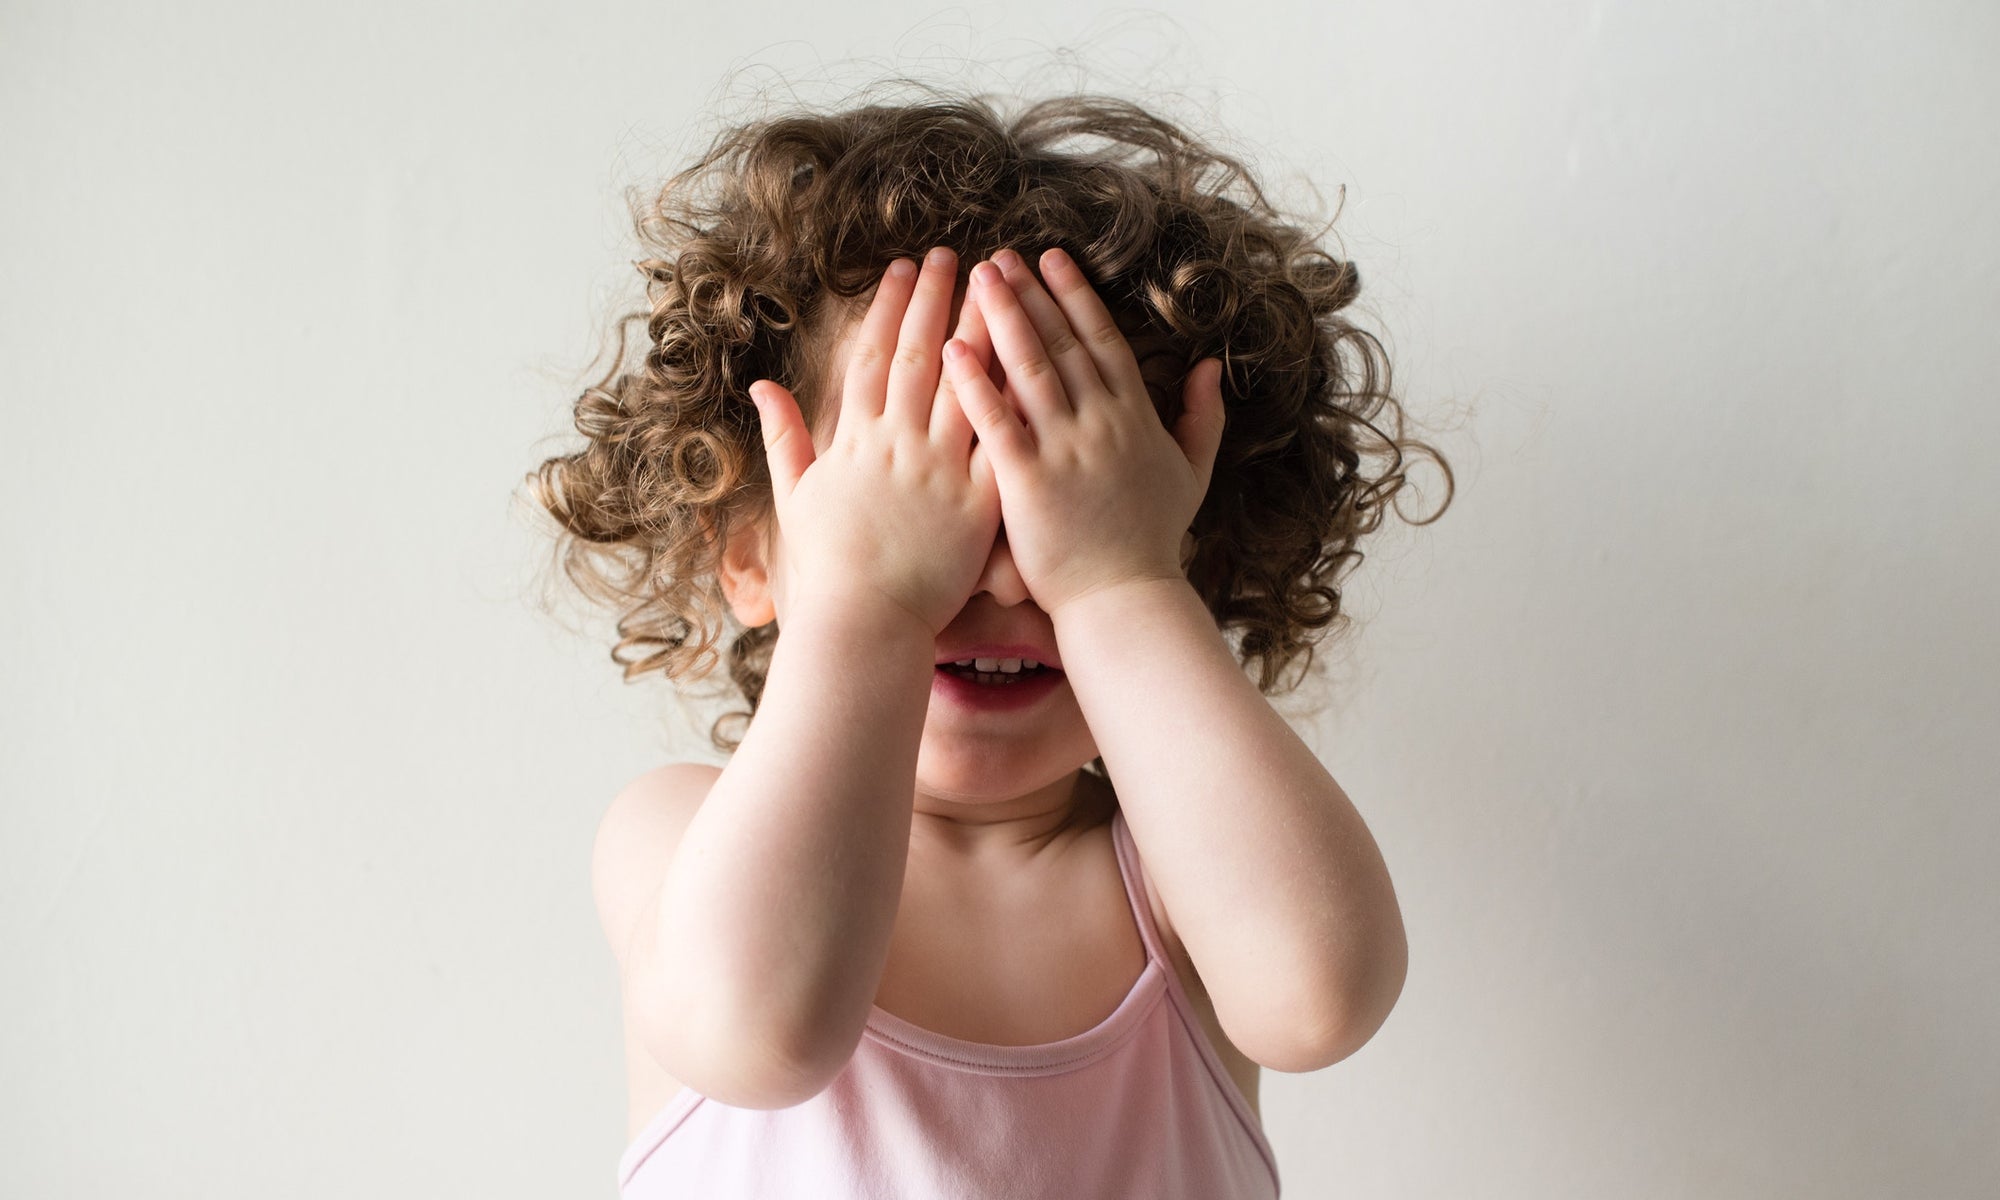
[747,247,1001,638]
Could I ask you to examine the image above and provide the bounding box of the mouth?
[932,643,1062,671]
[934,659,1060,684]
[931,659,1066,711]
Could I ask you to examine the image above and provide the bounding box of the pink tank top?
[617,806,1281,1197]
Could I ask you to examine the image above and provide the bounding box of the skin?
[732,245,1193,874]
[669,245,1404,1101]
[950,250,1408,1067]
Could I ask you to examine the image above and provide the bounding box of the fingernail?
[972,261,1001,286]
[944,339,967,361]
[889,258,917,279]
[992,248,1022,271]
[1044,247,1071,272]
[925,245,953,267]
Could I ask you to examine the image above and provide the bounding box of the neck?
[909,766,1113,867]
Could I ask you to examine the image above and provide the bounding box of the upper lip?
[934,643,1063,670]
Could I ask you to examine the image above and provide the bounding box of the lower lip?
[932,666,1065,711]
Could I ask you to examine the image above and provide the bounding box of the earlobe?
[715,512,778,628]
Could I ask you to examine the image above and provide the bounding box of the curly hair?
[525,82,1453,756]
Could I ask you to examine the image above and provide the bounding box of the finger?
[839,257,921,431]
[747,379,815,500]
[885,245,958,428]
[930,282,1008,446]
[1036,246,1149,405]
[943,334,1036,468]
[929,278,983,449]
[946,276,1006,392]
[991,248,1107,410]
[1174,358,1229,499]
[969,258,1070,425]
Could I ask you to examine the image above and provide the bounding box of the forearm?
[652,599,934,1076]
[1051,578,1407,1065]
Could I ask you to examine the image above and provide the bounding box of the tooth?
[1024,659,1041,669]
[974,657,1000,671]
[999,658,1022,672]
[954,658,975,667]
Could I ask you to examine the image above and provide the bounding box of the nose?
[971,527,1032,607]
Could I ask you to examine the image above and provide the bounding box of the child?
[529,82,1452,1199]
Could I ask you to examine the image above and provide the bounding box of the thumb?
[748,380,814,499]
[1172,358,1228,498]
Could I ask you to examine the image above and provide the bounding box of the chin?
[912,755,1038,803]
[913,736,1097,802]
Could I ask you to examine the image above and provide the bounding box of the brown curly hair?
[524,81,1453,757]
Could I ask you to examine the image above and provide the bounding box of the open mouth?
[935,662,1058,685]
[931,661,1065,710]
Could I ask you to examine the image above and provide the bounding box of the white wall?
[4,2,1993,1196]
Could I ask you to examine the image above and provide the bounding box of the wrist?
[780,592,938,666]
[1050,574,1201,629]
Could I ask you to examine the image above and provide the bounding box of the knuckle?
[892,342,931,371]
[1084,321,1126,349]
[1043,327,1081,359]
[1012,354,1055,382]
[847,342,887,372]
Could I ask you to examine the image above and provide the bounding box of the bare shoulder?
[591,761,725,969]
[592,762,725,1138]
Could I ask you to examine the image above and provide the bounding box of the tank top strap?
[1108,806,1173,969]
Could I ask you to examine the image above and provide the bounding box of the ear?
[714,508,778,628]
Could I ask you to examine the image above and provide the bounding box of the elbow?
[1288,927,1410,1071]
[632,974,855,1111]
[642,1004,850,1111]
[1335,940,1410,1063]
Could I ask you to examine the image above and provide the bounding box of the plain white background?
[4,2,1994,1196]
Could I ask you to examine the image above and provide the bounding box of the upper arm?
[591,761,829,1109]
[591,761,723,979]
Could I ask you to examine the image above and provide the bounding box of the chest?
[621,824,1263,1139]
[874,829,1263,1121]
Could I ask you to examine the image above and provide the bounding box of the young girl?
[530,83,1452,1198]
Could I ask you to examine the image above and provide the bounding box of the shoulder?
[590,762,725,968]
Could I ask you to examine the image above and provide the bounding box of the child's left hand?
[942,247,1227,616]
